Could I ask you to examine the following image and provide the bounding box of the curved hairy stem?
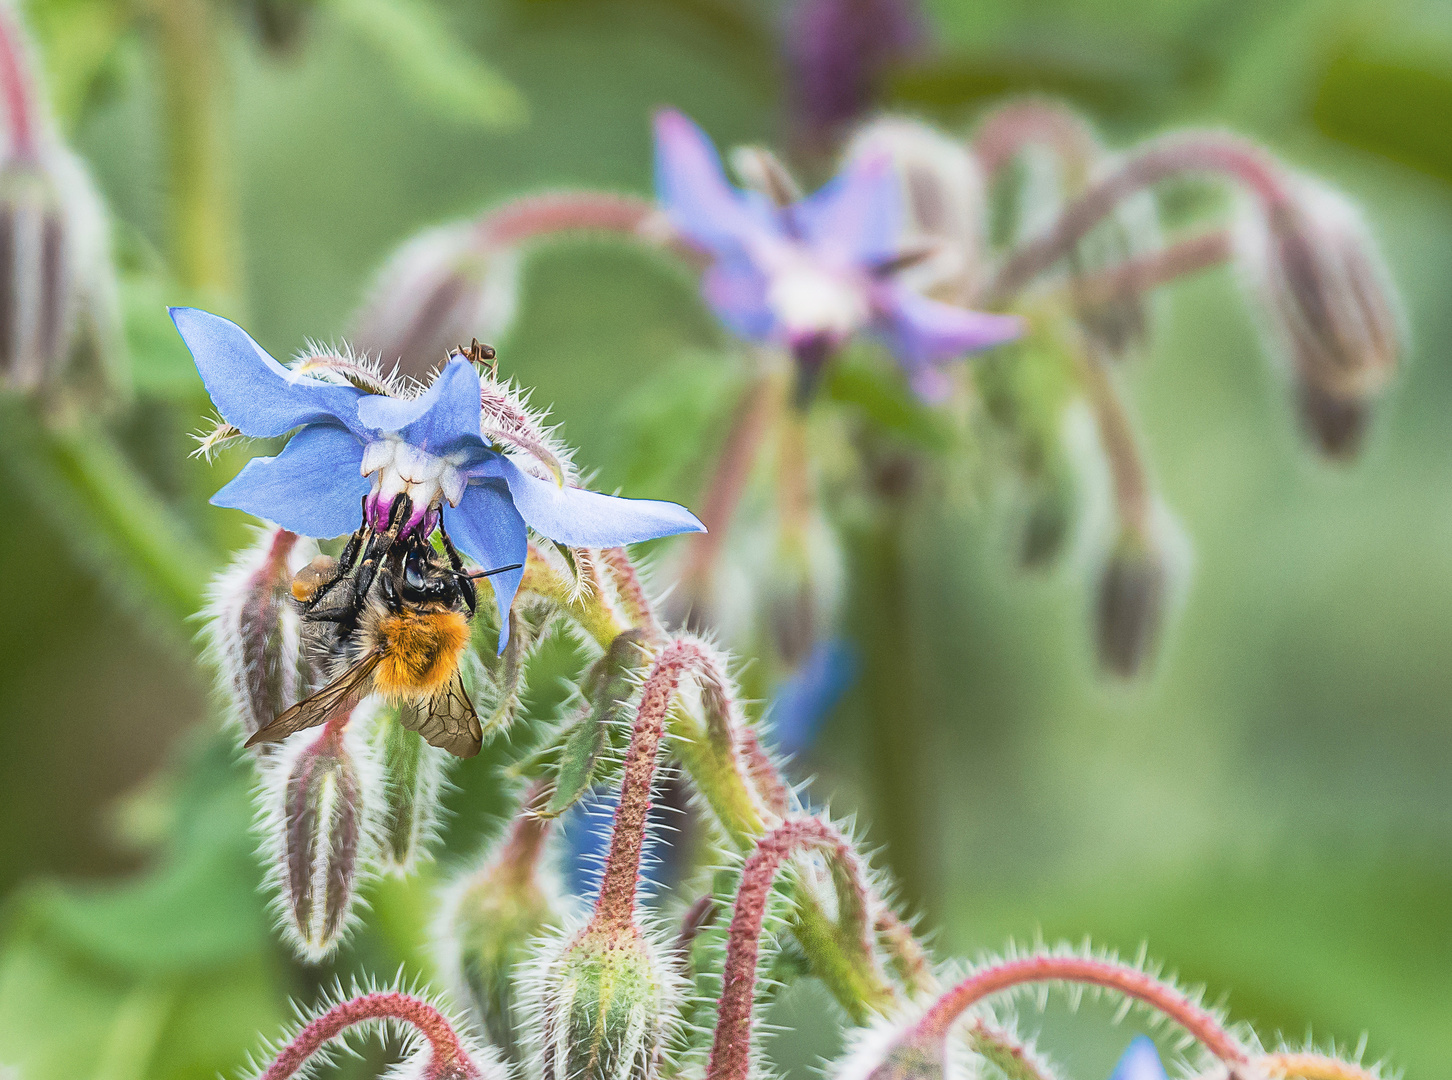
[983,132,1288,306]
[972,98,1098,185]
[1072,230,1233,309]
[708,817,881,1080]
[912,954,1247,1067]
[1073,341,1151,534]
[260,992,480,1080]
[1258,1054,1382,1080]
[475,191,658,249]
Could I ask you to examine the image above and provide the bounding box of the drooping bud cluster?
[0,4,120,397]
[371,700,454,872]
[1239,175,1402,458]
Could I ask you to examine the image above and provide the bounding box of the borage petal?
[495,456,704,548]
[794,153,901,268]
[1109,1038,1168,1080]
[447,480,528,651]
[210,423,369,538]
[876,283,1023,368]
[355,356,485,456]
[702,253,776,342]
[654,109,764,256]
[171,307,365,438]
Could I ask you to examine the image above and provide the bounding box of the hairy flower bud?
[1241,176,1402,458]
[1095,525,1168,678]
[351,220,519,382]
[265,717,378,960]
[372,702,451,872]
[833,1020,950,1080]
[846,116,986,303]
[206,527,315,740]
[532,923,678,1080]
[438,810,564,1064]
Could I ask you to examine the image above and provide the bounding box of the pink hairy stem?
[972,98,1099,182]
[592,638,710,928]
[1072,229,1234,308]
[707,817,876,1080]
[911,955,1248,1067]
[475,192,658,248]
[983,132,1289,306]
[259,992,479,1080]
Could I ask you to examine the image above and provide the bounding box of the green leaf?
[543,630,645,816]
[326,0,527,130]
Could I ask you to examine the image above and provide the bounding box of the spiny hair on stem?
[480,374,578,486]
[295,341,416,399]
[241,971,496,1080]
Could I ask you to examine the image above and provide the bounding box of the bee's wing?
[245,653,381,748]
[402,673,482,758]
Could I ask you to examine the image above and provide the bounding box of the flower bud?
[265,716,377,960]
[833,1023,948,1080]
[438,811,564,1064]
[205,527,315,740]
[351,220,519,383]
[1095,526,1168,678]
[532,923,678,1080]
[1241,176,1402,459]
[371,702,451,873]
[845,117,986,303]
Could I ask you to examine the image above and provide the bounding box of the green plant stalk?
[154,0,238,297]
[857,496,934,913]
[0,398,214,632]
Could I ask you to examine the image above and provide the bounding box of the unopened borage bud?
[533,921,678,1080]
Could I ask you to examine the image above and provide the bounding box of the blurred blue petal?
[795,152,901,266]
[355,355,486,456]
[878,284,1024,366]
[702,254,775,341]
[769,638,858,756]
[170,307,364,438]
[1109,1038,1169,1080]
[495,456,705,547]
[446,480,528,651]
[653,109,759,256]
[210,423,369,538]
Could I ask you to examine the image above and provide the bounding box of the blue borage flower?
[653,108,1024,400]
[172,308,704,646]
[1110,1037,1169,1080]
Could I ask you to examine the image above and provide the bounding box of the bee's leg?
[438,523,477,615]
[354,494,411,604]
[303,523,369,615]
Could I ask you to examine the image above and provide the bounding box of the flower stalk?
[259,992,482,1080]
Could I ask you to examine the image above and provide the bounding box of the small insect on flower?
[247,495,520,758]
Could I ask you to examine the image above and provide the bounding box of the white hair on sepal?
[252,700,387,963]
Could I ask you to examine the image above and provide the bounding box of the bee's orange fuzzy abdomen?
[373,609,470,700]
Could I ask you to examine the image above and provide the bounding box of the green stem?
[0,398,215,633]
[858,484,934,913]
[154,0,238,298]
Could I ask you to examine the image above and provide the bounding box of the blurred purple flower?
[654,109,1022,400]
[1109,1037,1168,1080]
[787,0,924,147]
[173,308,703,641]
[768,638,856,756]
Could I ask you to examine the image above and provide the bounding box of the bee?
[246,494,518,758]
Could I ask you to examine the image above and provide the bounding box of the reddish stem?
[874,907,933,997]
[497,784,553,887]
[600,546,664,644]
[912,955,1247,1067]
[972,98,1099,182]
[707,817,874,1080]
[1073,229,1234,307]
[737,725,790,817]
[260,992,479,1080]
[1074,345,1150,533]
[677,373,778,615]
[476,192,658,248]
[983,132,1288,305]
[592,638,706,928]
[0,4,37,161]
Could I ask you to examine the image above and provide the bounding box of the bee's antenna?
[443,563,524,581]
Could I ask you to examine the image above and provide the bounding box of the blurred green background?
[1,0,1450,1076]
